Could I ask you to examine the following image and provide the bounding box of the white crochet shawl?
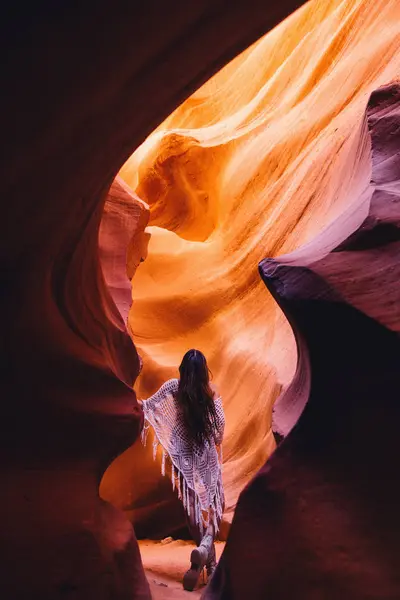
[141,378,225,534]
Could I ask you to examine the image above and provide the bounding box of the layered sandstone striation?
[99,176,150,326]
[117,0,400,538]
[205,82,400,600]
[3,0,400,597]
[0,1,307,598]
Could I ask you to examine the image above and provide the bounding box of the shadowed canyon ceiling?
[2,0,400,598]
[100,0,400,538]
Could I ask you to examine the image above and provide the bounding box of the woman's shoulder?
[209,382,220,399]
[164,378,179,391]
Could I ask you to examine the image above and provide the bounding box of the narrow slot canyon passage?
[99,1,400,595]
[2,0,400,598]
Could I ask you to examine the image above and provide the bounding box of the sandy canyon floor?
[140,539,225,598]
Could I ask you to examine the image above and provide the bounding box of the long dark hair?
[177,349,218,445]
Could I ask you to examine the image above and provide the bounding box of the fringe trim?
[161,449,166,476]
[141,417,223,534]
[177,469,182,500]
[172,463,176,492]
[152,438,158,461]
[141,421,150,446]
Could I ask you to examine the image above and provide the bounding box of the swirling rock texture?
[0,1,308,599]
[116,0,400,545]
[206,83,400,600]
[99,177,150,326]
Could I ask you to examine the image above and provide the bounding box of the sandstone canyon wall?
[0,1,308,598]
[105,0,400,547]
[206,81,400,600]
[99,177,150,328]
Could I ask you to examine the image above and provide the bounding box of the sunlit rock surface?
[1,0,308,598]
[3,0,400,597]
[205,81,400,600]
[116,0,400,536]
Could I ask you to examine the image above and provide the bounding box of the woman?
[139,349,225,591]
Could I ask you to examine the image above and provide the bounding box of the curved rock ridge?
[119,0,400,535]
[269,82,400,439]
[205,82,400,599]
[99,176,150,327]
[1,0,309,598]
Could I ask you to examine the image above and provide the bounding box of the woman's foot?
[183,533,214,591]
[183,546,208,591]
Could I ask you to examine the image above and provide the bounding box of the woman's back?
[140,349,225,590]
[143,377,224,447]
[141,374,224,506]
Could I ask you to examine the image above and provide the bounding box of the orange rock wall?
[115,0,400,527]
[4,0,400,597]
[1,1,309,597]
